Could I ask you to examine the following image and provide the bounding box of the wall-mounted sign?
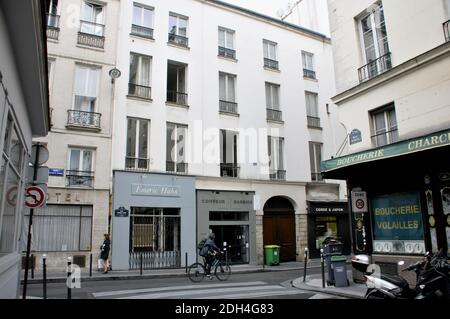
[115,206,129,217]
[49,168,64,176]
[309,202,348,214]
[350,129,362,145]
[351,191,368,213]
[131,184,180,197]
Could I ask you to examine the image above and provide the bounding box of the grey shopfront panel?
[111,171,196,270]
[197,190,256,264]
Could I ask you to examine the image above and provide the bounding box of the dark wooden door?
[263,213,296,262]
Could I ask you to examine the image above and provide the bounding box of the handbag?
[97,259,104,270]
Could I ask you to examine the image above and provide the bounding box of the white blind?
[74,66,99,98]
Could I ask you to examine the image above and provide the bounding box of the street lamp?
[109,67,121,83]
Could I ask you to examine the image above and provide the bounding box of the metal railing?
[264,58,279,70]
[129,251,181,270]
[307,116,321,129]
[444,20,450,42]
[220,163,239,178]
[78,21,105,48]
[46,14,60,40]
[267,108,283,122]
[311,172,323,182]
[218,46,236,59]
[303,68,316,79]
[128,83,152,100]
[270,170,286,181]
[168,33,189,47]
[66,170,94,187]
[131,24,154,39]
[371,129,399,147]
[166,161,188,174]
[67,110,101,130]
[219,100,238,114]
[125,157,150,171]
[358,52,392,82]
[167,90,188,106]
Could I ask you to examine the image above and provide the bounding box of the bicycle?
[188,251,231,283]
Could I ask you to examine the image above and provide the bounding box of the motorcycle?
[360,251,450,299]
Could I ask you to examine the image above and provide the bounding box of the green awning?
[321,128,450,172]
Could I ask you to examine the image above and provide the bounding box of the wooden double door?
[263,212,296,262]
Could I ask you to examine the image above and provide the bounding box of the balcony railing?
[129,83,152,100]
[371,129,399,147]
[46,14,60,40]
[125,157,149,171]
[358,52,392,83]
[131,24,154,39]
[66,170,94,188]
[218,46,236,59]
[267,108,283,122]
[444,20,450,42]
[303,68,316,79]
[264,58,279,70]
[78,21,105,48]
[311,172,323,182]
[220,163,239,178]
[168,33,189,47]
[219,100,238,114]
[67,110,101,130]
[167,90,188,106]
[166,161,188,174]
[307,116,321,129]
[270,170,286,181]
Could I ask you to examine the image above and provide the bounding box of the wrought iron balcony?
[311,172,323,182]
[220,163,239,178]
[303,68,316,79]
[264,58,279,70]
[67,110,101,131]
[167,90,188,106]
[131,24,154,39]
[219,100,238,114]
[168,33,189,47]
[166,161,188,174]
[66,170,94,188]
[444,20,450,42]
[128,83,152,100]
[307,116,321,129]
[218,46,236,59]
[358,52,392,83]
[125,157,150,171]
[46,14,60,40]
[270,170,286,181]
[371,128,399,147]
[266,108,283,122]
[78,21,105,48]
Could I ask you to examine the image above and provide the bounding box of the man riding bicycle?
[199,233,221,278]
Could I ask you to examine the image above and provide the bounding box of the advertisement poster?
[372,192,424,240]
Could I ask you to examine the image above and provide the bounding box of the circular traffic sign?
[355,199,365,210]
[6,186,17,206]
[25,186,45,208]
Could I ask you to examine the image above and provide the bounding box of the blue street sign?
[49,168,64,176]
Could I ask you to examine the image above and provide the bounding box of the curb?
[290,279,366,299]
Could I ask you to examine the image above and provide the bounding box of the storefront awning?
[321,128,450,175]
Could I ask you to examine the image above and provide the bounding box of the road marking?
[199,289,304,299]
[92,281,268,298]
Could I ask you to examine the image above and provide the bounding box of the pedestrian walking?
[100,234,111,274]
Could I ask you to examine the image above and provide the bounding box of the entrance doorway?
[263,197,296,262]
[210,225,249,264]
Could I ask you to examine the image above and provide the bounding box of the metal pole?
[67,257,72,299]
[303,248,308,283]
[140,253,143,276]
[320,248,325,288]
[22,143,41,299]
[42,254,47,300]
[185,252,188,273]
[89,253,92,277]
[31,254,34,279]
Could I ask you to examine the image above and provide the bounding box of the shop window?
[314,216,338,249]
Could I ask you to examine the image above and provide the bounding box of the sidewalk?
[292,270,366,299]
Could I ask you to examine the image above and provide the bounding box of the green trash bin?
[264,245,280,266]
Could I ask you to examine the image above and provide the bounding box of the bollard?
[140,253,143,276]
[185,252,188,273]
[303,248,308,283]
[320,248,325,288]
[67,257,72,299]
[42,254,47,300]
[89,253,92,277]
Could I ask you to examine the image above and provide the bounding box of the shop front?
[111,171,196,270]
[197,190,256,265]
[307,201,351,258]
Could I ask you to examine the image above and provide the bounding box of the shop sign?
[131,184,180,197]
[310,206,346,214]
[349,129,362,145]
[351,191,368,213]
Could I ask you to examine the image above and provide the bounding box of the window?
[220,130,239,177]
[46,0,60,27]
[263,40,278,69]
[129,53,152,99]
[268,136,285,180]
[167,61,187,105]
[24,205,93,252]
[219,72,237,114]
[166,123,188,173]
[358,3,391,81]
[73,65,99,113]
[126,118,149,170]
[80,2,104,36]
[168,13,188,47]
[309,142,323,181]
[132,3,154,39]
[371,105,398,147]
[218,27,236,59]
[67,148,94,187]
[48,59,55,104]
[266,83,282,122]
[302,51,316,79]
[305,92,321,128]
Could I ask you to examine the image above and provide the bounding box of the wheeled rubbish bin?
[264,245,280,266]
[331,255,349,287]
